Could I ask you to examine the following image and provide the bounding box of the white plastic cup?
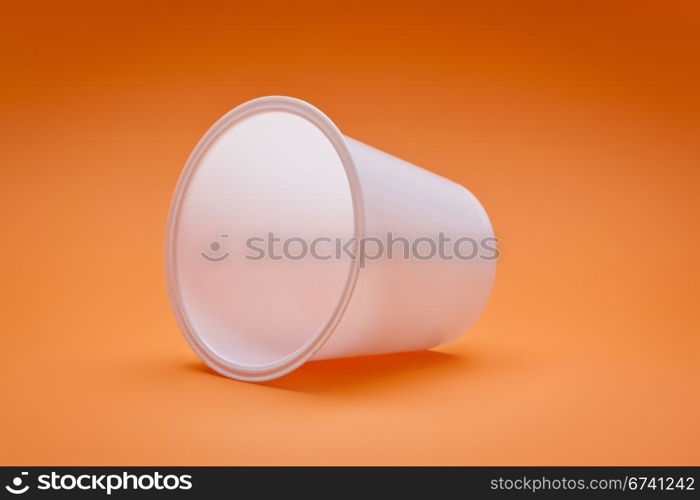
[166,96,496,381]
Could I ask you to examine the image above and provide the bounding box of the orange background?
[1,1,699,465]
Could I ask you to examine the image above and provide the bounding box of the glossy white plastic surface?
[165,96,495,381]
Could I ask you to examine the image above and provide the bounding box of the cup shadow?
[183,349,471,395]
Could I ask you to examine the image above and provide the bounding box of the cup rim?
[164,96,365,381]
